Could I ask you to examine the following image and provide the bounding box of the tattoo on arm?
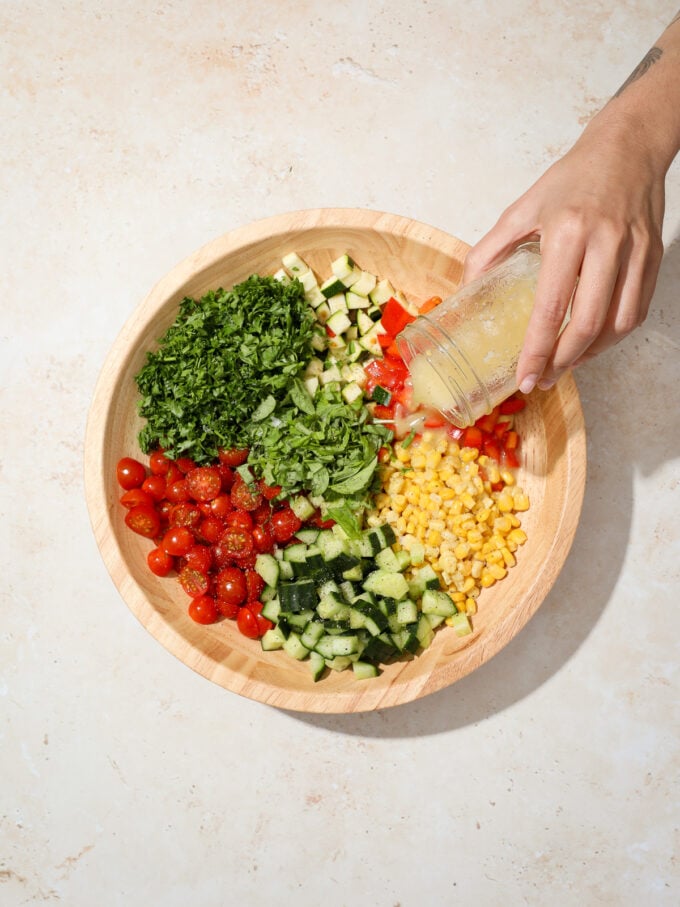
[614,46,663,97]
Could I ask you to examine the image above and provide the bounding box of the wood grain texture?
[84,208,586,713]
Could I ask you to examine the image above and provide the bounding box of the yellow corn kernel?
[497,493,514,513]
[480,571,496,588]
[395,447,410,463]
[426,530,442,548]
[392,494,407,513]
[453,542,470,560]
[486,465,501,485]
[405,486,420,506]
[508,528,527,546]
[501,547,516,568]
[488,562,508,580]
[465,597,477,614]
[462,576,476,594]
[500,468,515,486]
[460,492,476,511]
[460,447,478,463]
[374,493,390,508]
[513,493,530,511]
[493,516,513,535]
[451,592,466,603]
[426,450,442,469]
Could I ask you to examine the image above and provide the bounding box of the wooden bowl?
[84,208,586,713]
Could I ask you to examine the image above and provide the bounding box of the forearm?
[584,11,680,175]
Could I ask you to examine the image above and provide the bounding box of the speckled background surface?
[2,2,679,905]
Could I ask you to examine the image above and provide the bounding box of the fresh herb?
[135,276,316,462]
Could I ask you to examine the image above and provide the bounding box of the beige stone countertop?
[2,2,678,905]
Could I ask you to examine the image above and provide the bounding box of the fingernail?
[537,377,555,391]
[518,374,538,394]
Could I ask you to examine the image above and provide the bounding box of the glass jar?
[396,242,542,427]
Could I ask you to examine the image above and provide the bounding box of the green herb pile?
[135,275,392,506]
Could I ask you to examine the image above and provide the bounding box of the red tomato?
[236,605,261,639]
[364,356,409,396]
[211,541,235,570]
[218,447,249,467]
[208,494,233,521]
[258,481,281,501]
[310,511,335,529]
[233,551,257,570]
[149,449,170,476]
[251,501,273,525]
[179,566,211,598]
[252,523,275,553]
[225,510,253,531]
[165,462,184,486]
[170,502,202,528]
[218,527,255,559]
[125,504,161,538]
[230,476,264,512]
[147,546,174,577]
[249,601,273,635]
[120,488,154,510]
[188,595,220,625]
[214,567,247,606]
[245,570,265,603]
[198,516,224,544]
[141,474,166,502]
[165,479,190,504]
[183,544,212,573]
[186,466,222,502]
[217,464,235,491]
[175,457,197,474]
[372,404,395,421]
[161,526,195,557]
[116,457,147,490]
[216,598,239,619]
[271,507,302,544]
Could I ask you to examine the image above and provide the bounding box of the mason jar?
[396,242,542,427]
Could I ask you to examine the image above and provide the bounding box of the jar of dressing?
[396,242,542,428]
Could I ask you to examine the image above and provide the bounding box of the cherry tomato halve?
[116,457,147,490]
[218,448,249,467]
[125,504,161,538]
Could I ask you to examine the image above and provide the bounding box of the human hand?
[463,118,666,393]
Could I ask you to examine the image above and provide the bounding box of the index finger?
[516,234,584,393]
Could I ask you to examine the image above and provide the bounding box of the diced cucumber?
[416,614,435,649]
[396,598,419,626]
[282,632,310,661]
[290,494,316,521]
[309,650,326,682]
[408,564,442,597]
[295,528,320,545]
[278,560,294,581]
[279,578,317,612]
[352,660,379,679]
[449,612,473,636]
[325,655,355,672]
[421,589,457,617]
[255,553,280,588]
[300,620,325,650]
[261,598,281,623]
[364,524,397,554]
[341,382,363,405]
[260,626,286,651]
[363,569,410,601]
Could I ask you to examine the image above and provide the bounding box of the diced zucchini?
[327,293,349,314]
[371,385,392,405]
[321,276,346,298]
[350,270,377,297]
[358,324,384,356]
[273,268,290,284]
[315,301,331,324]
[369,278,396,305]
[346,290,370,310]
[282,252,309,274]
[298,270,318,293]
[320,363,342,384]
[326,310,352,336]
[310,327,327,351]
[356,310,375,336]
[303,375,319,397]
[331,254,360,285]
[306,286,326,308]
